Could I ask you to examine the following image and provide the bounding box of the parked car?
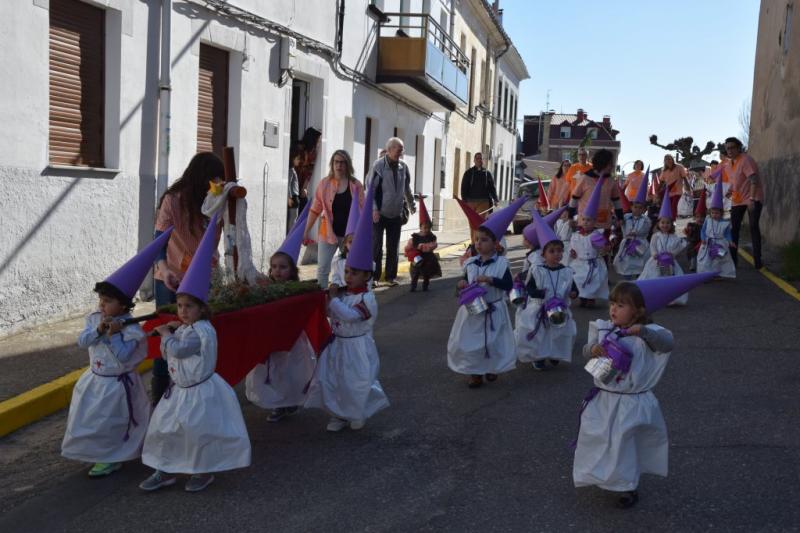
[512,178,550,234]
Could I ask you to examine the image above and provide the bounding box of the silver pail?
[465,295,489,315]
[584,357,618,384]
[547,306,567,327]
[509,286,527,305]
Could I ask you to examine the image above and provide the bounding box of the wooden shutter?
[197,44,229,156]
[49,0,105,167]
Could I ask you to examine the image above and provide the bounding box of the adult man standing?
[565,147,593,195]
[724,137,764,270]
[460,153,498,217]
[369,137,416,287]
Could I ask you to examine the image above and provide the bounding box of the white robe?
[697,218,736,279]
[613,214,651,277]
[638,233,688,306]
[515,265,576,363]
[304,292,389,421]
[574,320,671,492]
[555,219,573,266]
[245,332,316,409]
[61,312,150,463]
[447,255,516,375]
[142,321,251,474]
[570,231,609,300]
[330,254,346,287]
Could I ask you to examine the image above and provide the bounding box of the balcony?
[376,13,469,112]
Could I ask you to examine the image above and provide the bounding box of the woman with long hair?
[303,150,365,287]
[152,151,224,403]
[548,159,572,208]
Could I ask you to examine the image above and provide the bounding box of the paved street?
[1,235,799,532]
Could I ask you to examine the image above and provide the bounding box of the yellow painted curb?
[396,239,471,275]
[738,249,800,302]
[0,359,154,438]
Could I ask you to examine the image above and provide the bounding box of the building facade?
[0,0,527,337]
[522,108,621,163]
[749,0,800,246]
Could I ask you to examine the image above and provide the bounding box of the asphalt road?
[1,236,799,532]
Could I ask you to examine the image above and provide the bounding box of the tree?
[649,134,717,169]
[739,98,751,148]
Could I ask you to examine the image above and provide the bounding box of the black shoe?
[422,281,430,291]
[548,359,560,368]
[616,491,639,509]
[754,260,764,270]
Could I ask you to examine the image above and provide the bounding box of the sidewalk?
[0,227,471,437]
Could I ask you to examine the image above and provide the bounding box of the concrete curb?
[0,359,153,438]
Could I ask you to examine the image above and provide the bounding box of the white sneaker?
[326,417,348,432]
[350,419,365,430]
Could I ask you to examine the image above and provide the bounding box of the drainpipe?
[156,0,172,203]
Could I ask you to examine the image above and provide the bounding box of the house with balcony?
[523,108,621,164]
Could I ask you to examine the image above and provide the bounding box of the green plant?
[780,241,800,281]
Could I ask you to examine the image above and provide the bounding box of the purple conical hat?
[346,179,376,271]
[104,227,174,298]
[522,205,567,247]
[581,175,607,219]
[344,189,361,237]
[177,213,220,303]
[710,176,724,210]
[479,195,528,240]
[635,271,717,314]
[532,210,560,249]
[633,166,650,205]
[658,185,673,220]
[277,200,311,264]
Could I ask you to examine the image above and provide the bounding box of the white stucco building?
[0,0,527,337]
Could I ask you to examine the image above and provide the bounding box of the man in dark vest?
[460,153,499,218]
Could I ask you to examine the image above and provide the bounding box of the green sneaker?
[88,462,122,477]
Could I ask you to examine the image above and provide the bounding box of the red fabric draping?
[143,291,332,386]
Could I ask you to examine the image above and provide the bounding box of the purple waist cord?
[91,370,138,442]
[163,373,214,399]
[570,387,651,449]
[582,258,598,288]
[483,301,497,358]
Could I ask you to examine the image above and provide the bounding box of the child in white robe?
[329,234,354,289]
[515,239,577,370]
[613,202,651,279]
[61,282,149,477]
[304,265,389,431]
[570,215,610,307]
[697,207,736,279]
[638,217,688,306]
[555,209,573,266]
[574,282,674,509]
[245,251,316,422]
[140,293,251,492]
[447,226,516,388]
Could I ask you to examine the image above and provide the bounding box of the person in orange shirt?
[723,137,764,269]
[568,149,624,231]
[565,148,593,195]
[622,160,646,202]
[547,159,572,208]
[658,155,690,220]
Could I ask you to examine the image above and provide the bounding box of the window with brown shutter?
[197,44,229,157]
[49,0,105,167]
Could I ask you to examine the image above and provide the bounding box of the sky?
[501,0,760,172]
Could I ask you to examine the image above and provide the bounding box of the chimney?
[576,108,586,123]
[492,1,500,14]
[497,8,503,24]
[539,111,553,159]
[602,115,611,127]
